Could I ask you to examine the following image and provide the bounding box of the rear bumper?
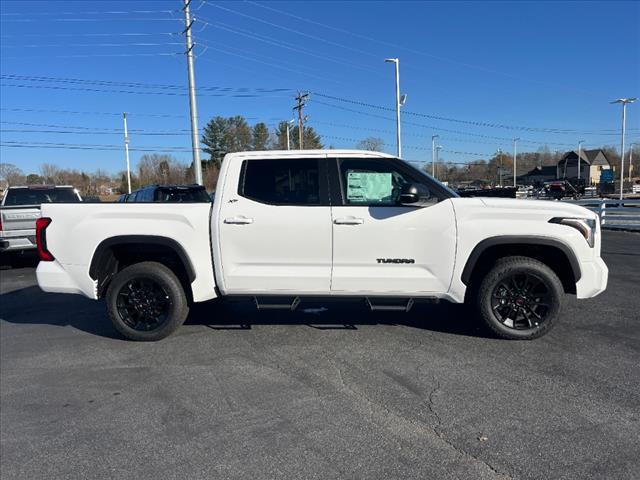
[0,230,36,251]
[575,256,608,299]
[36,260,93,297]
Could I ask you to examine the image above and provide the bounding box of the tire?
[474,256,563,340]
[105,261,189,341]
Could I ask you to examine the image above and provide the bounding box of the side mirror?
[399,183,420,204]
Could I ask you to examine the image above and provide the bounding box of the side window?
[239,159,321,206]
[127,191,138,202]
[338,158,431,206]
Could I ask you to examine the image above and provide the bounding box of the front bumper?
[575,256,608,299]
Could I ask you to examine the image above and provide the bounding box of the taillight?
[36,217,54,261]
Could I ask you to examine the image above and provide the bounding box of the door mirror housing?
[399,183,420,204]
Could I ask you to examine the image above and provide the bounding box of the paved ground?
[1,231,639,480]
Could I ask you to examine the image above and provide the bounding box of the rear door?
[329,157,457,295]
[217,156,332,294]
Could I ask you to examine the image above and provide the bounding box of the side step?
[254,296,301,311]
[366,297,414,312]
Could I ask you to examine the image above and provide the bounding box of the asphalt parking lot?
[1,231,639,480]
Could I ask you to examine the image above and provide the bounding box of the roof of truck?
[224,149,395,160]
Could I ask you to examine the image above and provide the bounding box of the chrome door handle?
[334,217,364,225]
[224,216,254,225]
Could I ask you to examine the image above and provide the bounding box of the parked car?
[117,193,129,203]
[35,150,608,341]
[0,185,82,253]
[126,184,211,203]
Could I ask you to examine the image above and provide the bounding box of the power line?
[1,42,185,49]
[1,74,293,92]
[311,92,629,134]
[0,82,290,98]
[244,1,602,97]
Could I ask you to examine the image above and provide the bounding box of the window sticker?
[346,171,393,203]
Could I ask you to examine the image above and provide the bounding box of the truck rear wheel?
[105,261,189,341]
[474,256,563,340]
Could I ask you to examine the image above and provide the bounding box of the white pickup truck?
[36,150,608,341]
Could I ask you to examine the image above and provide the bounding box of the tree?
[26,173,43,185]
[137,154,186,186]
[252,122,270,150]
[39,163,62,184]
[0,163,25,187]
[201,115,253,168]
[357,137,385,152]
[275,125,323,150]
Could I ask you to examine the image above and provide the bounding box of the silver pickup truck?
[0,185,82,253]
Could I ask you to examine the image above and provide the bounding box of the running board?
[366,297,414,312]
[254,296,301,311]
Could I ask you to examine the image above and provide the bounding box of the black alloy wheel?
[106,261,189,341]
[490,272,553,330]
[474,256,563,340]
[116,278,171,331]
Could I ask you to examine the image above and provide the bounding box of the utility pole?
[293,92,309,150]
[431,135,439,177]
[611,98,636,200]
[183,0,202,185]
[512,138,520,187]
[123,112,131,194]
[385,58,402,158]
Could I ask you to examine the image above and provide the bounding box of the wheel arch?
[89,235,195,299]
[461,236,581,296]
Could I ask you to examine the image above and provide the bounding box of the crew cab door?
[330,157,456,294]
[217,156,332,294]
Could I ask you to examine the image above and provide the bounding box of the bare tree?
[39,163,63,184]
[357,137,385,152]
[0,163,25,187]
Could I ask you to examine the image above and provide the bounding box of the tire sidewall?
[477,258,563,340]
[106,262,188,341]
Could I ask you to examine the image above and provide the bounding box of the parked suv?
[126,184,211,203]
[0,185,82,253]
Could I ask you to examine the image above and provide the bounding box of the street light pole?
[183,0,202,185]
[577,140,584,183]
[385,58,402,158]
[611,98,637,200]
[630,143,637,182]
[431,135,439,177]
[435,145,442,179]
[123,112,131,194]
[512,141,517,186]
[498,148,503,187]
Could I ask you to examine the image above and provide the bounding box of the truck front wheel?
[105,261,189,341]
[474,256,563,340]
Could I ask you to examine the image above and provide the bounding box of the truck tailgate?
[0,205,41,232]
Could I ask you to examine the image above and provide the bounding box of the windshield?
[3,187,81,206]
[154,187,211,203]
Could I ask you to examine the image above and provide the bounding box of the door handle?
[334,217,364,225]
[224,216,254,225]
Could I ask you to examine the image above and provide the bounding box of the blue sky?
[1,0,639,175]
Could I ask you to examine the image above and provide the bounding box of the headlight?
[549,217,597,247]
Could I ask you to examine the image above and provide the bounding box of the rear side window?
[3,187,80,205]
[239,159,321,205]
[154,187,211,203]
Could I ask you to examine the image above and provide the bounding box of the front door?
[218,156,332,294]
[330,157,457,295]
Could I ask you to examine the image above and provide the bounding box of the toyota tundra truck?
[35,150,608,341]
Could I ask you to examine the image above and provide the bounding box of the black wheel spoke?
[116,276,171,332]
[490,270,553,331]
